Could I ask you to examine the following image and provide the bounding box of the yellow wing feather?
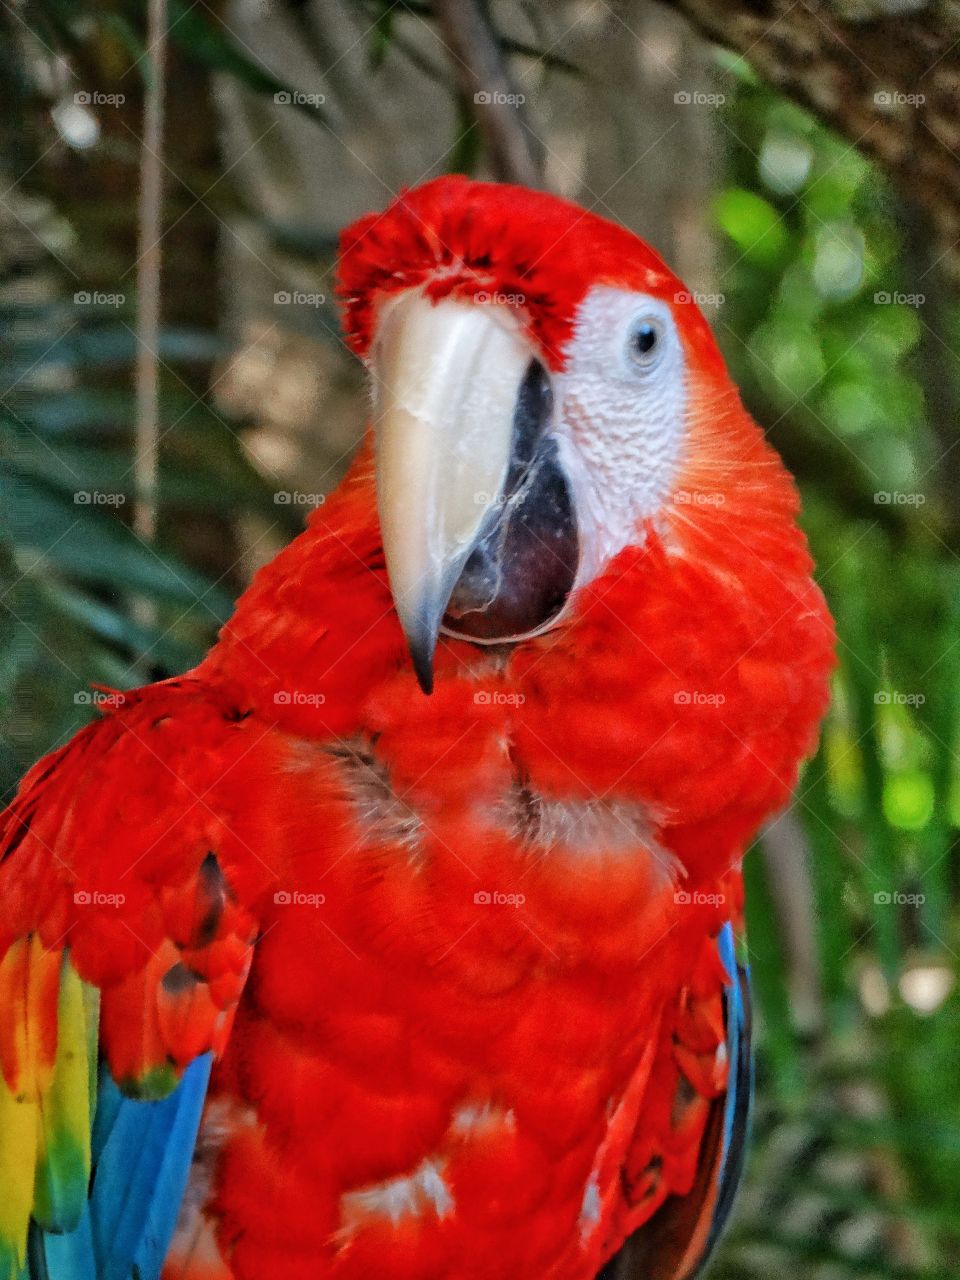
[0,939,99,1279]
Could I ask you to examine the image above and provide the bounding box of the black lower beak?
[436,359,579,660]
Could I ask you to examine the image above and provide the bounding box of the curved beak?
[371,294,533,693]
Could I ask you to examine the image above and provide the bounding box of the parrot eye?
[627,317,665,371]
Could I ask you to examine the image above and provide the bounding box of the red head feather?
[337,175,724,376]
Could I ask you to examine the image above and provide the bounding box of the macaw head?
[338,175,796,693]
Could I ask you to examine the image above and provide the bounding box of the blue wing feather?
[704,924,753,1262]
[28,1055,211,1280]
[28,1212,94,1280]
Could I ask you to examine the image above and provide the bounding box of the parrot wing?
[0,678,273,1280]
[599,922,753,1280]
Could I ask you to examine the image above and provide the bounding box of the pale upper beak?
[371,293,535,693]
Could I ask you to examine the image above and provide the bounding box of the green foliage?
[0,2,284,792]
[0,295,279,792]
[711,70,960,1279]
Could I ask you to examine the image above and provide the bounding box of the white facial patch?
[551,286,688,585]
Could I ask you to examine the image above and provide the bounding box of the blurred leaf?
[713,188,791,265]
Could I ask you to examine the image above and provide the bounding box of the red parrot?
[0,176,834,1280]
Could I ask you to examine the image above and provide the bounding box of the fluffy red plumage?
[0,177,834,1280]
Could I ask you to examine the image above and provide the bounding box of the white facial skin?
[369,285,691,668]
[551,285,689,591]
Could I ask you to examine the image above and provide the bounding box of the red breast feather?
[184,179,837,1278]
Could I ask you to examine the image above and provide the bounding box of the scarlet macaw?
[0,176,834,1280]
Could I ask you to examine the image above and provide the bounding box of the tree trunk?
[657,0,960,275]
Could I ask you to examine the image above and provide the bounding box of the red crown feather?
[337,175,723,374]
